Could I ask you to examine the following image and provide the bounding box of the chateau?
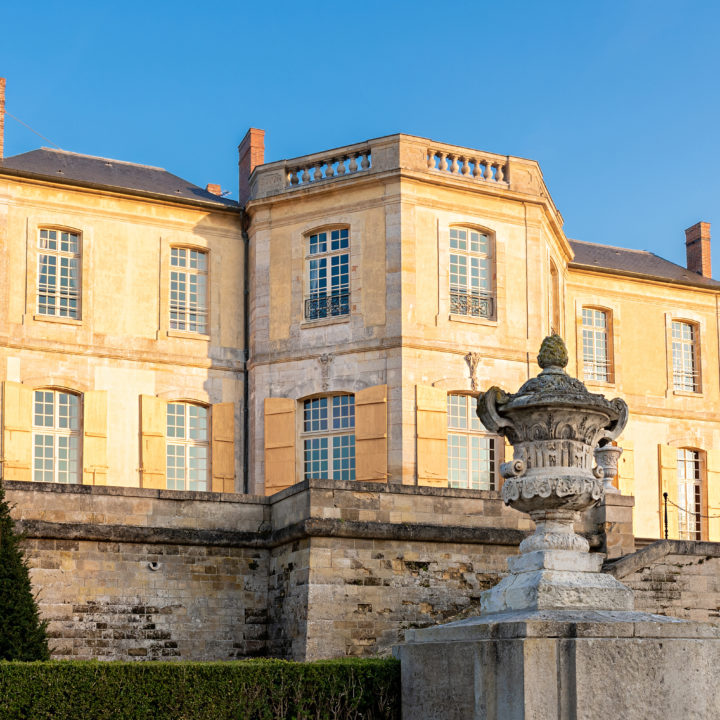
[1,78,719,660]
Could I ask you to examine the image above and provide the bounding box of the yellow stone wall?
[0,176,245,490]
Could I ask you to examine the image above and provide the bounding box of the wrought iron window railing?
[450,289,493,319]
[305,292,350,320]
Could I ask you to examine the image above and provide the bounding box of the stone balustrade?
[426,144,508,184]
[285,145,372,188]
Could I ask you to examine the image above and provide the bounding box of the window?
[582,308,611,382]
[32,389,81,483]
[677,448,701,540]
[302,395,355,481]
[305,228,350,320]
[167,402,210,491]
[170,248,208,333]
[447,394,499,490]
[672,321,699,392]
[449,227,493,318]
[37,229,81,318]
[549,261,560,334]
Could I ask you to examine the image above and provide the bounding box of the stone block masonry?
[5,479,716,661]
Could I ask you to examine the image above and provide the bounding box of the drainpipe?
[242,217,250,494]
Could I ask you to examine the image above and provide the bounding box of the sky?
[1,1,719,269]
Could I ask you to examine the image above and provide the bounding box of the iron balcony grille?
[305,292,350,320]
[450,289,493,319]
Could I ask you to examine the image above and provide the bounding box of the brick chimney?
[205,183,222,196]
[0,77,6,160]
[238,128,265,207]
[685,221,712,278]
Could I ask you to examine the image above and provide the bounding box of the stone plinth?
[396,610,720,720]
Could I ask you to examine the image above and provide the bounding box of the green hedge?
[0,658,400,720]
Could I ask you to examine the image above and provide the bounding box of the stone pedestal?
[395,610,720,720]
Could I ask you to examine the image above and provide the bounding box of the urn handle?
[477,387,515,435]
[600,397,629,443]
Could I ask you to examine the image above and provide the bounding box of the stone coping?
[605,539,720,579]
[401,609,720,644]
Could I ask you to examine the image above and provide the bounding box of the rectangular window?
[582,308,610,382]
[677,448,701,540]
[447,394,498,490]
[37,229,81,318]
[449,228,493,318]
[166,402,209,491]
[170,248,208,334]
[302,395,355,480]
[305,229,350,320]
[672,321,699,392]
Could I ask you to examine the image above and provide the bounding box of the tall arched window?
[582,307,612,382]
[677,448,702,540]
[447,393,500,490]
[549,260,560,334]
[32,389,81,483]
[37,228,81,318]
[305,228,350,320]
[302,394,355,480]
[166,402,210,491]
[449,227,493,319]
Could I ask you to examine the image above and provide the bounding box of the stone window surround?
[664,312,704,397]
[580,305,615,385]
[573,300,620,389]
[158,240,211,341]
[436,219,500,326]
[300,224,352,328]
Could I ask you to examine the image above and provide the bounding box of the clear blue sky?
[2,1,719,269]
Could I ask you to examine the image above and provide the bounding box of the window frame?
[300,393,356,481]
[446,392,502,491]
[581,307,614,384]
[448,226,495,321]
[303,226,351,323]
[166,401,211,492]
[676,447,703,541]
[169,246,210,335]
[36,227,82,320]
[671,319,701,393]
[32,388,82,484]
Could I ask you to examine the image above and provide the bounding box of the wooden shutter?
[658,444,678,539]
[264,398,296,496]
[416,385,447,487]
[355,384,388,482]
[140,395,167,489]
[211,402,235,493]
[83,391,108,486]
[617,440,634,496]
[1,381,33,481]
[706,449,720,542]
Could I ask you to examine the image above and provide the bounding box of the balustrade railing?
[287,150,372,188]
[427,147,508,184]
[305,292,350,321]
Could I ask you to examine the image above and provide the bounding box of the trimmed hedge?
[0,658,400,720]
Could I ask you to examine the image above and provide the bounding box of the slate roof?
[569,239,720,290]
[0,148,239,210]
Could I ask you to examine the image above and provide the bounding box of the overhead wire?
[5,110,62,150]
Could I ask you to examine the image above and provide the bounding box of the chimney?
[205,183,222,196]
[0,77,6,160]
[685,221,712,278]
[238,128,265,206]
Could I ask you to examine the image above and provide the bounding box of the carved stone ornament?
[476,335,633,613]
[464,352,482,392]
[318,353,333,391]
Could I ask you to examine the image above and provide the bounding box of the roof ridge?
[38,147,166,172]
[569,238,651,255]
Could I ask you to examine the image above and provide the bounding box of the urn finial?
[537,334,569,369]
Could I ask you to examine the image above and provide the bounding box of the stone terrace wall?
[607,540,720,621]
[7,482,270,661]
[6,479,639,661]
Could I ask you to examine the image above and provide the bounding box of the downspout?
[241,215,251,494]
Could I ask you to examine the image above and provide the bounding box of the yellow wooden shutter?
[416,385,447,487]
[617,440,634,496]
[140,395,167,489]
[355,384,388,482]
[211,402,235,493]
[83,391,108,486]
[1,381,33,481]
[264,397,296,496]
[706,449,720,542]
[658,444,678,539]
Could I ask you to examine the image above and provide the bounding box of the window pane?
[188,404,208,441]
[332,434,355,481]
[332,395,355,430]
[304,437,329,479]
[167,403,186,438]
[304,397,328,433]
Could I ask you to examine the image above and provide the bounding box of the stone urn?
[476,334,632,613]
